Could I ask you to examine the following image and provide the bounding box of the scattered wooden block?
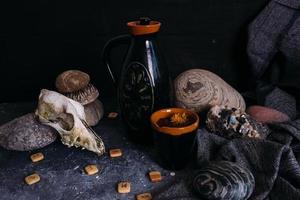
[25,173,40,185]
[149,171,162,182]
[30,152,44,163]
[108,112,118,119]
[109,149,122,158]
[136,192,152,200]
[84,164,99,175]
[117,181,131,193]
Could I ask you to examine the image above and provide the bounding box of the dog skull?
[35,89,105,155]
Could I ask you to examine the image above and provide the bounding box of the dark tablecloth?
[0,101,198,200]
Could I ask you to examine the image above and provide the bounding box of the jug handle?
[102,34,131,86]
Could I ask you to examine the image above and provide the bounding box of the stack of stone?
[55,70,104,126]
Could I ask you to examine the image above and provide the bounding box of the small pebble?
[108,112,118,119]
[73,165,80,170]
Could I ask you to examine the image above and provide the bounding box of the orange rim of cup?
[127,21,161,36]
[150,108,199,136]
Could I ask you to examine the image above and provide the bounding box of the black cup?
[150,108,199,170]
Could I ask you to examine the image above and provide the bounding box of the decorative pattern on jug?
[120,62,154,130]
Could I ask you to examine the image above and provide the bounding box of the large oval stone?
[0,113,57,151]
[174,69,245,113]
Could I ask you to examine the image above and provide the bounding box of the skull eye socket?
[57,113,74,131]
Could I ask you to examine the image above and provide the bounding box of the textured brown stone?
[246,105,290,123]
[0,113,57,151]
[55,70,90,93]
[174,69,246,113]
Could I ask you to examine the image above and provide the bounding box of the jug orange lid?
[127,17,161,36]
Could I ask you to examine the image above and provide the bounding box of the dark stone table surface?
[0,100,194,200]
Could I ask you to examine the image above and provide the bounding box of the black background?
[0,0,269,102]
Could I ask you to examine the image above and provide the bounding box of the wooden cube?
[25,173,40,185]
[84,164,99,175]
[109,149,122,158]
[136,192,152,200]
[148,171,162,182]
[30,152,44,163]
[117,181,131,193]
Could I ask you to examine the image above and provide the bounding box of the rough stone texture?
[0,113,57,151]
[246,105,290,124]
[84,99,104,127]
[206,105,270,139]
[174,69,246,113]
[55,70,90,93]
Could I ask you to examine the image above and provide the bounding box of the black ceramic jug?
[102,17,173,143]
